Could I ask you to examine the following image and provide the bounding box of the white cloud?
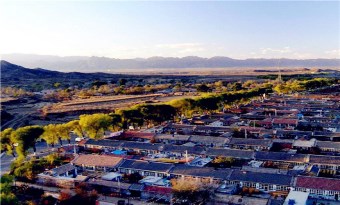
[325,49,340,58]
[260,46,292,55]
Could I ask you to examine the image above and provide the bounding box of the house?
[118,159,173,178]
[283,190,309,205]
[255,152,308,169]
[193,125,232,136]
[273,118,298,129]
[88,179,131,196]
[161,144,206,157]
[257,118,273,129]
[227,138,272,151]
[72,154,123,172]
[43,163,77,177]
[37,163,87,188]
[121,131,156,142]
[188,135,228,147]
[84,139,123,152]
[154,134,190,144]
[292,139,316,151]
[308,155,340,171]
[121,141,161,155]
[294,176,340,200]
[227,170,293,193]
[141,185,172,202]
[205,148,255,160]
[316,140,340,154]
[170,164,232,184]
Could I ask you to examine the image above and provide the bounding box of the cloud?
[325,49,340,58]
[260,46,292,55]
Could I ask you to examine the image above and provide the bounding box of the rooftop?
[72,154,123,168]
[295,176,340,191]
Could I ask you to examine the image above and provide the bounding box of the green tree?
[1,174,18,205]
[197,84,210,92]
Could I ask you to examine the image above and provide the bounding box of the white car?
[75,137,85,142]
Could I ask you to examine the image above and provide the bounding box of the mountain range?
[2,53,340,73]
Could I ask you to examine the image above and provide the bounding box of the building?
[72,154,123,172]
[283,190,309,205]
[227,138,272,151]
[227,170,293,193]
[118,159,173,178]
[294,176,340,200]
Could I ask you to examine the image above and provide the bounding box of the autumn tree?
[12,125,44,157]
[68,120,86,138]
[41,124,60,147]
[79,114,114,139]
[171,178,215,204]
[0,128,16,157]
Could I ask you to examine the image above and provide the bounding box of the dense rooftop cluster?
[35,93,340,204]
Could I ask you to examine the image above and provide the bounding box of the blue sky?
[1,1,339,59]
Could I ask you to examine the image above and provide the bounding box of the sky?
[1,0,339,59]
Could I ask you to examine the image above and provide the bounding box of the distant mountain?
[2,54,340,73]
[0,60,124,89]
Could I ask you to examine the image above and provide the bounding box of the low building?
[121,141,161,155]
[227,170,293,193]
[283,190,309,205]
[154,134,190,144]
[170,164,232,184]
[188,135,228,147]
[206,148,255,160]
[161,144,206,157]
[292,139,316,151]
[255,151,308,169]
[273,118,298,129]
[309,155,340,171]
[316,141,340,154]
[227,138,272,151]
[72,154,123,172]
[294,176,340,200]
[84,139,123,152]
[118,159,173,178]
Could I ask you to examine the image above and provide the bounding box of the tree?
[118,108,144,129]
[119,78,127,86]
[212,156,234,167]
[197,84,209,92]
[41,124,60,147]
[68,120,86,138]
[12,125,44,157]
[171,178,215,204]
[1,174,18,205]
[0,128,16,157]
[56,123,73,144]
[79,114,114,139]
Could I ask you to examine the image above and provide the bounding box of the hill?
[2,54,339,73]
[0,60,123,90]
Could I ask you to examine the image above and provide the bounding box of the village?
[29,91,340,205]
